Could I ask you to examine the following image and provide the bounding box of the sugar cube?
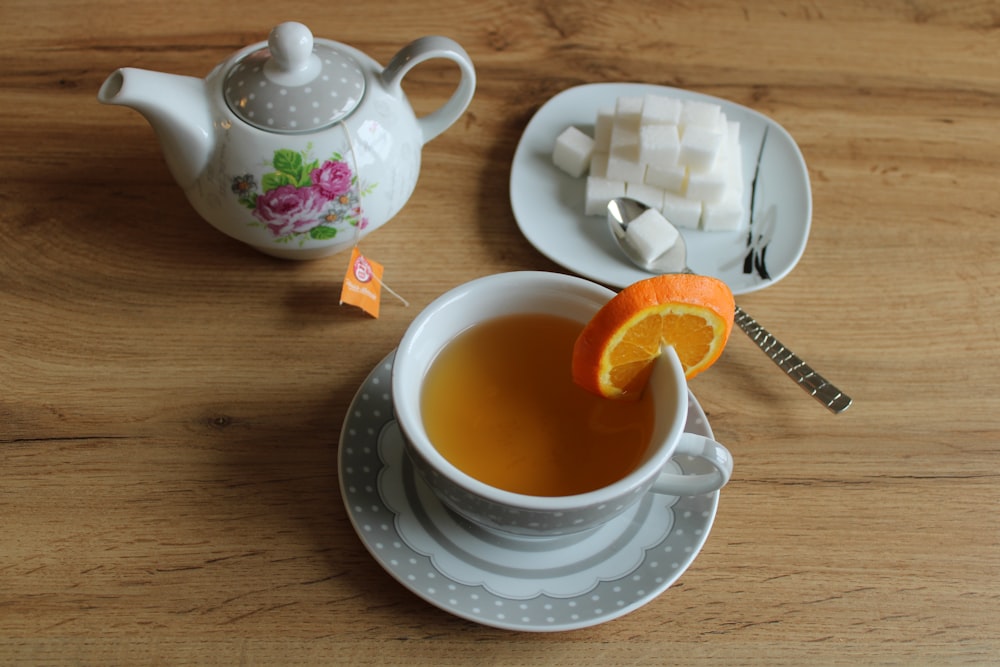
[686,167,727,203]
[552,126,595,178]
[641,94,682,126]
[698,121,745,230]
[638,124,680,168]
[589,151,609,179]
[593,107,615,152]
[615,96,644,128]
[625,182,666,212]
[701,192,744,231]
[605,154,646,183]
[679,124,725,172]
[685,130,732,203]
[680,100,722,130]
[609,123,640,161]
[725,121,743,196]
[585,177,626,216]
[644,162,687,195]
[661,191,702,229]
[625,208,680,265]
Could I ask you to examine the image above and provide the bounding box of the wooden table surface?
[2,0,998,664]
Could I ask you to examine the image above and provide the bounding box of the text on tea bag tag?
[340,247,384,318]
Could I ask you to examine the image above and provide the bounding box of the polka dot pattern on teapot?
[224,24,366,133]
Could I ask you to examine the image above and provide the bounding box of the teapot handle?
[381,36,476,144]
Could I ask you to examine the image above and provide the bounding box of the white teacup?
[392,271,733,536]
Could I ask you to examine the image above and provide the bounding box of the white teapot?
[98,21,475,259]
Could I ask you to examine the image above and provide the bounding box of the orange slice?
[572,274,735,399]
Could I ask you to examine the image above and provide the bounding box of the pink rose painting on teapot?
[231,147,376,245]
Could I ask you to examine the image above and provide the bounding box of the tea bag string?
[341,121,409,307]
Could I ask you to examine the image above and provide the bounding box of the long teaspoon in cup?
[607,197,852,414]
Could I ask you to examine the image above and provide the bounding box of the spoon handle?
[733,306,853,413]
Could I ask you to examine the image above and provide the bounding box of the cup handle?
[650,433,733,497]
[380,36,477,144]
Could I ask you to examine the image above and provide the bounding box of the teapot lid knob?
[266,22,320,86]
[223,22,366,133]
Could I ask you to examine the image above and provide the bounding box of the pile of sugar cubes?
[552,93,746,252]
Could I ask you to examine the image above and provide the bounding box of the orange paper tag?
[340,247,383,318]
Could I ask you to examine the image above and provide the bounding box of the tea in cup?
[392,271,732,536]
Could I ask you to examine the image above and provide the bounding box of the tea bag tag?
[340,247,384,318]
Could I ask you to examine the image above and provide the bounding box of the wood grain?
[2,0,999,664]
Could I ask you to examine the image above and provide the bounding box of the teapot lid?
[224,22,366,133]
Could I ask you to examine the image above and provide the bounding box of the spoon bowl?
[607,197,690,274]
[606,197,852,414]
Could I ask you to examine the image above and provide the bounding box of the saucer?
[509,82,812,295]
[338,351,722,632]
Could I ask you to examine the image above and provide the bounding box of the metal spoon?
[607,197,852,413]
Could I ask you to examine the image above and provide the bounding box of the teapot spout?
[98,68,214,190]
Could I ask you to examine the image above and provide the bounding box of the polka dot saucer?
[338,351,722,632]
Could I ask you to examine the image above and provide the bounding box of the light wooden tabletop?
[2,1,998,664]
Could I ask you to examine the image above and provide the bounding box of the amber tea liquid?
[420,313,656,496]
